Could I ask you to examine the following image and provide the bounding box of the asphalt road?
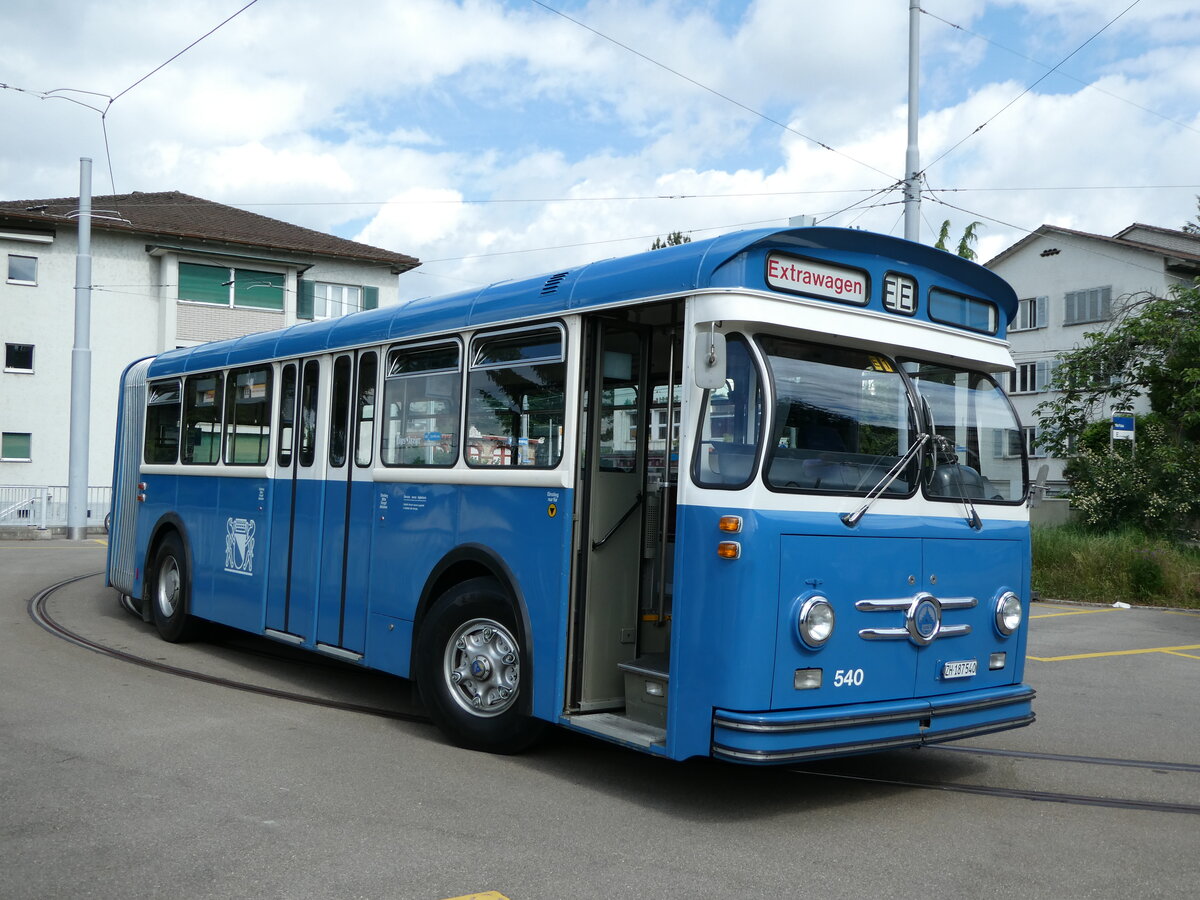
[2,541,1197,899]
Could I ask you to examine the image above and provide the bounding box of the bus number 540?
[834,668,865,687]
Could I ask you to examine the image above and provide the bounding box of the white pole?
[903,0,921,242]
[67,158,93,540]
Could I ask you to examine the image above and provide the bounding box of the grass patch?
[1032,525,1200,608]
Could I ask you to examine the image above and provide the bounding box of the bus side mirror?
[695,327,727,390]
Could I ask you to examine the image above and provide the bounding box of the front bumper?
[712,684,1035,764]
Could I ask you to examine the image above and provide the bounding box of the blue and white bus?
[108,226,1034,763]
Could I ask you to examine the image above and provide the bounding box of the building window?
[6,255,37,285]
[1024,426,1046,458]
[317,283,360,318]
[1012,296,1048,331]
[4,343,33,372]
[1,432,32,461]
[1009,360,1054,394]
[297,280,379,320]
[178,262,284,310]
[1064,286,1112,326]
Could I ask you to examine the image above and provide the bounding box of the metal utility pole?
[903,0,921,242]
[67,158,93,540]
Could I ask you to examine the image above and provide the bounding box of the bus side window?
[144,379,182,464]
[354,352,378,468]
[223,365,272,465]
[466,326,565,468]
[382,341,461,468]
[329,355,353,468]
[277,363,297,468]
[693,335,762,487]
[298,360,320,468]
[181,372,223,465]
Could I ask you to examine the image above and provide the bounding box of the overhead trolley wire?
[919,0,1144,177]
[527,0,901,184]
[921,5,1200,137]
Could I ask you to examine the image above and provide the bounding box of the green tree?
[650,231,691,250]
[1183,195,1200,235]
[934,219,983,260]
[1034,281,1200,533]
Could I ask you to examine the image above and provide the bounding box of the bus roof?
[148,226,1018,377]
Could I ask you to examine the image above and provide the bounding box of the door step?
[563,712,666,750]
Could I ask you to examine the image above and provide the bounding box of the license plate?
[942,659,977,679]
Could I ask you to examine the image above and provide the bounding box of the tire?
[148,532,198,643]
[416,577,545,754]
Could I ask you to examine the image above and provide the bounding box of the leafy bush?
[1063,417,1200,535]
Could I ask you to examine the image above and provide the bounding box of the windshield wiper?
[932,435,983,530]
[841,433,930,528]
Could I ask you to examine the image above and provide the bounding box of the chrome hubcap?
[157,557,180,619]
[444,618,520,717]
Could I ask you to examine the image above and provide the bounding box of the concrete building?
[986,223,1200,494]
[0,191,417,516]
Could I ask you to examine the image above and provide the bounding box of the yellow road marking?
[443,893,510,900]
[1163,650,1200,660]
[1031,608,1117,619]
[1029,643,1200,662]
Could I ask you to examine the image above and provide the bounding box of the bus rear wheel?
[417,578,544,754]
[149,533,198,643]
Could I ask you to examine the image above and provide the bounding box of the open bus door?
[567,311,680,748]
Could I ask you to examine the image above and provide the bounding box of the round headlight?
[798,596,835,648]
[995,591,1022,635]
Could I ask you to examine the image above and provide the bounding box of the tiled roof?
[0,190,418,272]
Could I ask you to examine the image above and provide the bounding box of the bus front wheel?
[417,578,544,754]
[149,533,198,643]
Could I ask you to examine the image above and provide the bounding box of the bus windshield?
[903,360,1028,504]
[761,337,919,497]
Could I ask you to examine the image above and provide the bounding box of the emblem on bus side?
[225,517,256,576]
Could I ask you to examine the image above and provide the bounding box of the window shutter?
[1036,359,1049,391]
[362,285,379,311]
[178,262,230,305]
[1100,285,1112,320]
[1036,296,1048,328]
[1064,291,1076,325]
[233,268,284,310]
[992,429,1004,458]
[297,279,314,320]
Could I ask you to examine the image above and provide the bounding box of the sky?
[2,0,1199,300]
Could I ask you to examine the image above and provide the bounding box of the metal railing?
[0,485,111,531]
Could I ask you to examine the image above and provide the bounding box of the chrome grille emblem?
[908,594,942,645]
[856,593,974,645]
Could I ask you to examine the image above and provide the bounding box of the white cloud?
[1,0,1197,295]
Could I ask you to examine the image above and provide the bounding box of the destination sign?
[766,253,869,304]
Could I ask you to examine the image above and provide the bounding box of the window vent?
[540,272,569,295]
